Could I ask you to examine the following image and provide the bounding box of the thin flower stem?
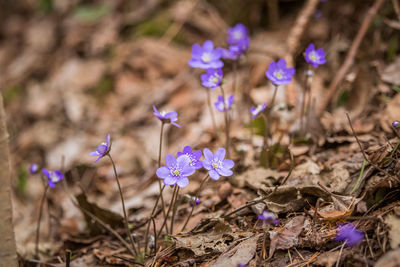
[170,187,180,235]
[157,186,178,237]
[264,84,278,167]
[219,85,231,157]
[300,67,312,135]
[144,185,165,255]
[157,122,167,222]
[233,61,238,96]
[108,154,139,255]
[181,174,209,231]
[35,183,48,259]
[261,113,270,168]
[206,89,218,134]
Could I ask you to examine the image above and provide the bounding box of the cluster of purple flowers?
[220,23,250,61]
[29,163,64,188]
[156,146,234,188]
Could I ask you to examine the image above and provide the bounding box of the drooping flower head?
[189,196,200,207]
[227,23,249,45]
[392,121,400,130]
[214,95,234,112]
[42,169,64,188]
[265,59,295,86]
[202,148,234,180]
[304,44,326,67]
[201,68,223,89]
[29,163,39,174]
[177,145,203,169]
[250,103,267,119]
[188,40,224,69]
[153,105,181,128]
[156,154,195,188]
[335,223,364,247]
[89,134,111,162]
[258,210,280,225]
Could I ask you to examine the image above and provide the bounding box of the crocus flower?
[227,23,249,45]
[201,68,223,89]
[42,169,64,188]
[214,95,234,112]
[250,103,267,119]
[177,145,203,169]
[189,196,200,207]
[258,210,280,225]
[335,223,364,247]
[202,148,234,180]
[156,154,195,188]
[188,40,224,69]
[265,59,295,86]
[392,121,400,129]
[29,163,39,174]
[153,105,181,128]
[89,134,111,162]
[304,44,326,67]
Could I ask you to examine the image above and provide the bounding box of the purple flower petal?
[222,159,234,169]
[177,177,189,188]
[156,166,170,179]
[218,168,233,177]
[209,170,220,180]
[181,165,195,176]
[214,148,226,161]
[164,176,177,186]
[203,148,213,162]
[203,40,214,51]
[165,154,176,168]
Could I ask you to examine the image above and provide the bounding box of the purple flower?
[237,264,247,267]
[42,169,64,188]
[227,23,249,45]
[89,134,111,162]
[258,210,279,225]
[392,121,400,129]
[201,68,223,89]
[304,44,326,67]
[177,145,203,169]
[189,196,200,207]
[202,148,234,180]
[188,40,224,69]
[29,164,39,174]
[156,154,195,188]
[214,95,234,112]
[220,37,250,60]
[153,105,181,128]
[265,59,295,86]
[335,223,364,247]
[250,103,267,119]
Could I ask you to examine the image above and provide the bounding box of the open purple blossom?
[202,148,234,180]
[214,95,234,112]
[265,59,295,86]
[156,154,195,188]
[258,210,280,225]
[250,103,267,119]
[177,145,203,169]
[304,44,326,67]
[89,134,111,162]
[189,196,200,207]
[227,23,249,45]
[188,40,224,69]
[220,37,250,60]
[42,169,64,188]
[153,105,181,128]
[335,223,364,247]
[392,121,400,129]
[201,68,223,89]
[29,163,39,174]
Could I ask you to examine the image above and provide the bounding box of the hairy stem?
[157,186,178,237]
[181,174,209,231]
[108,154,139,255]
[144,185,165,255]
[170,187,180,235]
[35,184,48,259]
[206,89,218,134]
[219,86,231,157]
[157,122,167,221]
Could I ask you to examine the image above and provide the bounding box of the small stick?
[144,185,165,254]
[170,187,180,235]
[346,113,400,183]
[157,185,178,237]
[65,250,71,267]
[335,241,347,267]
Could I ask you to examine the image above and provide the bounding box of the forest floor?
[1,0,400,266]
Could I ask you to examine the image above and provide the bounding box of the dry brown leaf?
[385,213,400,249]
[380,56,400,86]
[374,247,400,267]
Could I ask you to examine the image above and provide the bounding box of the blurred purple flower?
[201,68,223,89]
[189,196,200,207]
[156,154,195,188]
[313,10,323,19]
[188,40,224,69]
[227,23,249,45]
[335,223,364,247]
[214,95,234,112]
[250,103,267,119]
[29,163,39,174]
[220,37,250,60]
[177,145,203,169]
[265,59,295,86]
[89,134,111,162]
[153,105,181,128]
[258,210,279,225]
[42,169,64,188]
[237,264,247,267]
[202,148,234,180]
[392,121,400,129]
[304,44,326,67]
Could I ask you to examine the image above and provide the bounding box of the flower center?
[212,163,219,169]
[201,53,212,63]
[309,52,318,61]
[274,71,283,79]
[233,31,242,40]
[160,111,167,116]
[50,173,59,182]
[173,170,180,176]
